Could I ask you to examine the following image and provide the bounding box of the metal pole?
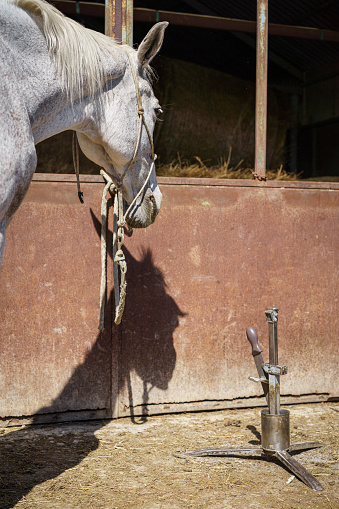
[266,308,278,365]
[265,307,280,415]
[255,0,268,179]
[289,94,299,172]
[105,0,133,46]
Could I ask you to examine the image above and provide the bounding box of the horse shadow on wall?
[0,210,185,508]
[88,208,186,422]
[118,246,183,422]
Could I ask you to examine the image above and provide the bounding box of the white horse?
[0,0,168,266]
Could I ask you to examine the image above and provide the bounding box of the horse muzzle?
[125,187,161,229]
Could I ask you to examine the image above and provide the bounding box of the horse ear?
[137,22,168,67]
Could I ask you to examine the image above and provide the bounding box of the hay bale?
[156,153,300,180]
[35,57,290,174]
[153,57,290,168]
[35,130,98,174]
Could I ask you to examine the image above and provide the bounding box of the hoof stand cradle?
[181,308,324,492]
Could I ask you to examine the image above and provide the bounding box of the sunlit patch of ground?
[0,403,338,508]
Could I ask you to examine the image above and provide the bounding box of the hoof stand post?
[181,308,324,492]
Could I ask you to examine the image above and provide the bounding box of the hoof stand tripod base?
[181,308,324,492]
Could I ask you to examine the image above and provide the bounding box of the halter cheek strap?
[73,49,157,330]
[97,49,158,330]
[73,49,156,211]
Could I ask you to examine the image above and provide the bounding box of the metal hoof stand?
[182,308,324,492]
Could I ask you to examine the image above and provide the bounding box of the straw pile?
[153,57,290,169]
[156,150,299,181]
[36,135,298,180]
[35,57,292,178]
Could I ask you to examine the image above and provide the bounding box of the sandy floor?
[0,403,338,509]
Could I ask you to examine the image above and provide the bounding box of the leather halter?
[73,48,157,224]
[73,48,158,330]
[97,50,158,330]
[116,50,155,190]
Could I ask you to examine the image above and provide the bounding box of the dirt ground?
[0,403,338,509]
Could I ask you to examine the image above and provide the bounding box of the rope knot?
[117,219,126,228]
[138,107,144,115]
[114,249,125,264]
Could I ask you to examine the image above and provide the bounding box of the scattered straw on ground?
[0,403,338,509]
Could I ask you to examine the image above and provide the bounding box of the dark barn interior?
[43,0,339,178]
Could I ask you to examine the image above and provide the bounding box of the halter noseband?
[73,49,158,329]
[73,48,157,218]
[97,49,158,329]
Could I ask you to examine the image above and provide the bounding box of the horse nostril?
[149,193,158,223]
[149,194,156,210]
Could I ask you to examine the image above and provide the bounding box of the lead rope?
[98,170,127,330]
[72,132,84,203]
[98,157,156,330]
[97,50,157,330]
[74,49,156,330]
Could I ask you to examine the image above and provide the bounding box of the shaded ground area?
[0,403,338,508]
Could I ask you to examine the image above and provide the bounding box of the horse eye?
[155,107,163,117]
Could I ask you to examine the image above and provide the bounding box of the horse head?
[76,22,168,229]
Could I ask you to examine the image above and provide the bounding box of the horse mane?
[8,0,131,100]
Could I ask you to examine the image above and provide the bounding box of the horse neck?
[1,3,90,144]
[32,95,92,145]
[27,72,89,146]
